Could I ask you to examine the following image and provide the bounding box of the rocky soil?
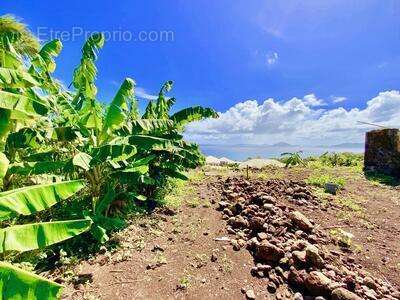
[217,177,400,300]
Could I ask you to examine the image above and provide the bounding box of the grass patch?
[335,197,363,212]
[306,173,346,189]
[365,171,399,186]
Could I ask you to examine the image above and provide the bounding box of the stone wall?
[364,128,400,177]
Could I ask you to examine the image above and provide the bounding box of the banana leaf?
[7,161,66,176]
[0,90,48,120]
[170,106,218,128]
[0,152,9,180]
[0,219,92,253]
[0,261,63,300]
[0,67,39,88]
[101,78,135,141]
[0,180,85,221]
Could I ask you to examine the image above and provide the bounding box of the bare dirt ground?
[59,166,400,299]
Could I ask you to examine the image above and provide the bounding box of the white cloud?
[331,96,347,103]
[135,87,158,100]
[266,52,279,65]
[303,94,326,106]
[185,91,400,146]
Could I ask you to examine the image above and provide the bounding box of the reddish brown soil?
[60,166,400,299]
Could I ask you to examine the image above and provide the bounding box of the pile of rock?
[217,177,400,300]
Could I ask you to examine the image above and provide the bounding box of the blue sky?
[2,1,400,145]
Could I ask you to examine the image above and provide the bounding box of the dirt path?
[62,176,268,299]
[60,167,400,299]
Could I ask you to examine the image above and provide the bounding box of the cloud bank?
[185,91,400,146]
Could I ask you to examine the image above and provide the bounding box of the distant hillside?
[331,143,364,148]
[271,142,297,147]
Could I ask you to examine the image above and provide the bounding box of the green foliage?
[306,173,346,189]
[0,261,63,300]
[280,151,305,167]
[318,152,363,167]
[0,18,218,298]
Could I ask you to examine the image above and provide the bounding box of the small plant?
[306,173,346,189]
[280,151,305,167]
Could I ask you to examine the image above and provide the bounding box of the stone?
[245,289,256,299]
[211,253,218,262]
[288,267,307,288]
[363,277,378,291]
[257,232,268,240]
[325,183,340,195]
[231,239,241,251]
[292,250,307,265]
[267,281,277,293]
[218,201,230,210]
[249,217,265,232]
[290,211,314,232]
[293,292,304,300]
[260,195,276,204]
[305,271,332,296]
[305,244,324,268]
[255,241,284,263]
[331,288,362,300]
[228,215,248,228]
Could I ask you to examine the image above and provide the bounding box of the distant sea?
[199,144,364,161]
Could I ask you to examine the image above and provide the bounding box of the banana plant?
[0,170,92,299]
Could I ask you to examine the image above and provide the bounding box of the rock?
[223,207,233,216]
[331,288,362,300]
[228,215,248,229]
[231,239,241,251]
[305,271,332,296]
[292,250,307,265]
[245,289,256,299]
[249,217,265,232]
[325,183,340,195]
[152,244,164,252]
[260,195,276,204]
[305,244,324,268]
[218,201,230,210]
[267,281,277,293]
[211,253,218,262]
[255,241,284,263]
[257,232,268,240]
[362,286,378,299]
[246,237,259,250]
[288,267,307,288]
[363,277,378,291]
[293,292,304,300]
[290,211,314,232]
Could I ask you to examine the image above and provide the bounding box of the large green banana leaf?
[0,262,63,300]
[130,119,174,135]
[6,128,44,150]
[101,78,135,141]
[142,100,157,119]
[31,39,62,73]
[7,161,66,176]
[0,219,92,253]
[0,67,39,88]
[72,33,104,100]
[170,106,218,129]
[0,152,9,180]
[91,144,136,165]
[0,90,48,120]
[0,49,21,69]
[0,180,85,221]
[79,98,103,130]
[0,109,11,142]
[128,135,176,151]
